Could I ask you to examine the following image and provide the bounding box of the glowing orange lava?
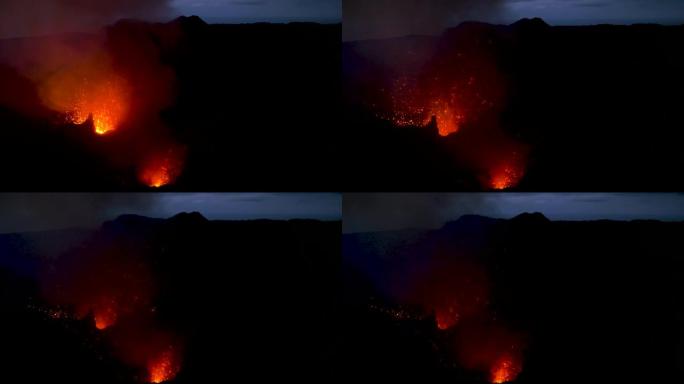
[435,306,460,330]
[429,98,464,137]
[40,58,130,136]
[490,354,521,383]
[138,148,184,188]
[66,76,129,135]
[148,348,180,383]
[384,94,464,136]
[490,164,522,190]
[94,305,117,330]
[142,164,172,188]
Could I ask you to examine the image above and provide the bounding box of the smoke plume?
[343,0,507,41]
[342,193,491,233]
[0,0,175,38]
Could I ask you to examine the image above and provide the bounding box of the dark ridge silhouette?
[510,17,549,29]
[510,212,549,223]
[343,19,684,190]
[342,215,684,382]
[0,214,340,382]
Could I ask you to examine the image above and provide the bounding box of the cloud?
[230,0,266,5]
[343,0,507,41]
[0,0,176,38]
[0,193,341,233]
[342,193,490,233]
[343,193,684,233]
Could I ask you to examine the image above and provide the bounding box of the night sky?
[172,0,341,23]
[0,0,340,38]
[0,193,341,233]
[343,0,684,41]
[343,193,684,233]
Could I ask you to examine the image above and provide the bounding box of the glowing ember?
[490,354,521,383]
[148,348,180,383]
[383,75,429,127]
[138,147,185,188]
[490,163,522,190]
[435,306,460,330]
[492,167,517,189]
[66,76,129,135]
[429,98,464,137]
[382,80,465,136]
[94,306,117,330]
[40,57,130,136]
[142,163,172,188]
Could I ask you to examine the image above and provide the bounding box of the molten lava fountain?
[138,146,185,188]
[490,164,522,190]
[39,55,130,135]
[490,353,522,383]
[93,299,118,330]
[148,347,181,383]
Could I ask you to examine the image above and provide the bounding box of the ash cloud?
[0,0,176,38]
[343,0,507,41]
[0,193,156,233]
[342,193,490,233]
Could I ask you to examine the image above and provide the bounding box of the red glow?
[436,306,460,330]
[382,80,466,137]
[67,76,128,135]
[39,55,130,136]
[455,322,526,384]
[138,147,185,188]
[429,98,464,137]
[487,150,526,190]
[94,304,117,330]
[358,28,533,190]
[148,348,181,383]
[410,257,490,331]
[490,164,521,190]
[490,354,522,383]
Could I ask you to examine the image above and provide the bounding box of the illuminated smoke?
[138,145,186,188]
[409,256,490,330]
[343,0,507,41]
[43,248,155,334]
[38,51,130,135]
[41,239,184,380]
[454,321,525,383]
[354,21,529,189]
[489,161,524,190]
[397,246,526,380]
[0,0,174,39]
[490,353,522,383]
[148,346,182,383]
[93,298,118,330]
[0,17,186,187]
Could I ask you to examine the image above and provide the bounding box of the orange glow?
[435,306,460,330]
[94,302,117,330]
[138,148,185,188]
[383,75,430,128]
[490,354,521,383]
[66,76,129,135]
[40,56,130,136]
[490,168,515,190]
[429,98,464,137]
[490,163,522,190]
[383,85,464,136]
[142,163,172,188]
[148,348,180,383]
